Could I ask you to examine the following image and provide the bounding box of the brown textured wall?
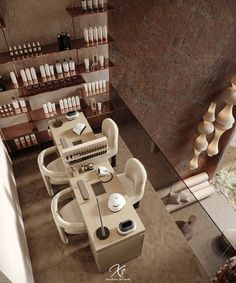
[109,0,236,178]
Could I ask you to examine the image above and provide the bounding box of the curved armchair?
[102,118,119,159]
[117,158,147,208]
[51,187,87,244]
[38,146,69,196]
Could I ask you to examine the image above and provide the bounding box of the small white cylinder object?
[93,26,98,42]
[39,65,46,78]
[20,69,27,83]
[98,26,103,41]
[68,97,72,108]
[47,102,53,113]
[62,60,69,73]
[25,135,32,146]
[97,102,102,113]
[91,82,96,92]
[51,103,56,113]
[63,98,68,109]
[10,72,19,88]
[19,137,26,148]
[89,27,94,43]
[30,134,38,145]
[84,83,88,93]
[49,65,55,76]
[30,67,37,80]
[69,58,75,72]
[95,81,99,90]
[71,96,76,107]
[30,67,38,83]
[25,68,33,83]
[19,98,26,108]
[102,80,106,89]
[43,103,49,114]
[84,28,89,44]
[75,96,81,107]
[12,99,20,109]
[88,83,92,92]
[44,64,51,77]
[103,25,108,41]
[14,138,21,149]
[93,0,98,9]
[87,0,93,9]
[99,80,103,90]
[56,62,63,74]
[99,55,104,68]
[59,99,64,110]
[84,58,90,71]
[99,0,104,8]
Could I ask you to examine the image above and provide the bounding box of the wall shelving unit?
[0,1,118,155]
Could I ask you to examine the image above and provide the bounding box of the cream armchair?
[38,146,69,196]
[117,158,147,208]
[51,187,87,244]
[96,118,119,167]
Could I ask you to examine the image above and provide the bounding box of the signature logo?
[109,264,126,278]
[106,264,130,281]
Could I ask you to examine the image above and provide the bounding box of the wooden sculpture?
[207,89,236,156]
[189,102,216,170]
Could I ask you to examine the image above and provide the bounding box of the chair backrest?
[125,158,147,201]
[102,118,119,158]
[51,187,85,231]
[37,146,67,179]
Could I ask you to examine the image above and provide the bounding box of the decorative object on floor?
[208,88,236,156]
[175,215,197,241]
[159,172,215,213]
[212,256,236,283]
[167,192,181,204]
[189,102,216,170]
[51,187,87,244]
[213,169,236,210]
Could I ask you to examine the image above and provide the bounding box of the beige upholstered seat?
[51,187,87,244]
[38,146,69,196]
[117,158,147,208]
[96,118,119,166]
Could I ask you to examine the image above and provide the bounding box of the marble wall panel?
[109,0,236,178]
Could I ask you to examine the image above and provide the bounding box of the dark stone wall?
[109,0,236,178]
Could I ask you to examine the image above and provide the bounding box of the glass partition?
[110,89,236,277]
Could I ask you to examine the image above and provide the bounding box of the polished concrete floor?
[13,135,213,283]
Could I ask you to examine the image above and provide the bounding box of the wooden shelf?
[78,60,114,74]
[0,18,6,28]
[0,35,113,66]
[1,122,35,140]
[21,74,85,97]
[84,101,114,118]
[0,59,114,94]
[66,4,114,17]
[30,104,81,122]
[6,139,39,153]
[82,83,114,98]
[0,101,30,119]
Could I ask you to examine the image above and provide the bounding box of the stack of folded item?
[158,173,215,213]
